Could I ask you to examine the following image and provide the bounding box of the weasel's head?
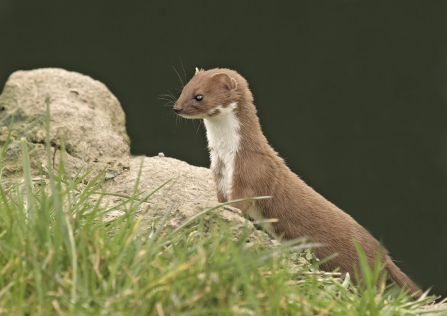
[173,68,250,119]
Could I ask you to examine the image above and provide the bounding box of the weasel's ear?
[195,67,200,76]
[211,72,237,91]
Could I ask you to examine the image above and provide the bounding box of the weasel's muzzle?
[173,106,182,114]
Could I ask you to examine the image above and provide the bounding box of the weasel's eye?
[194,95,204,102]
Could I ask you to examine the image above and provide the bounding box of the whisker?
[158,97,175,104]
[159,93,176,101]
[158,96,174,101]
[172,66,185,87]
[166,90,178,101]
[179,56,187,84]
[195,120,202,134]
[158,101,175,107]
[158,90,177,108]
[159,96,175,103]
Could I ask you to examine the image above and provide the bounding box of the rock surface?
[100,155,276,247]
[0,68,130,179]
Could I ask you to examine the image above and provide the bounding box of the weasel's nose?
[173,106,182,114]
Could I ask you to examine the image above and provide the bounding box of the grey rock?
[100,156,276,248]
[0,68,130,178]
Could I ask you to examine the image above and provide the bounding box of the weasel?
[173,67,421,298]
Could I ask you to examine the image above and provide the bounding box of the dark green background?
[1,0,446,296]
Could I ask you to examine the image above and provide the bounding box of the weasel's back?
[255,163,420,297]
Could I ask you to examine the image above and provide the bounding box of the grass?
[0,105,444,315]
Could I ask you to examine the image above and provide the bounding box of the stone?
[0,68,130,179]
[100,155,276,248]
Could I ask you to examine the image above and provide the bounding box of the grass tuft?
[0,102,442,315]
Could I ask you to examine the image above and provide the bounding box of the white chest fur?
[203,102,240,200]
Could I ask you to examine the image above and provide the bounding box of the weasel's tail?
[386,258,422,300]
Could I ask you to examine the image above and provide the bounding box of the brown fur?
[174,68,422,298]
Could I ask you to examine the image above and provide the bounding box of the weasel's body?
[173,68,421,297]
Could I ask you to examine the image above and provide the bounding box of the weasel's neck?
[203,102,241,200]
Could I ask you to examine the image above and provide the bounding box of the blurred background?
[1,0,446,296]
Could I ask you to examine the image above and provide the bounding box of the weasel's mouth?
[176,113,205,119]
[173,106,205,119]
